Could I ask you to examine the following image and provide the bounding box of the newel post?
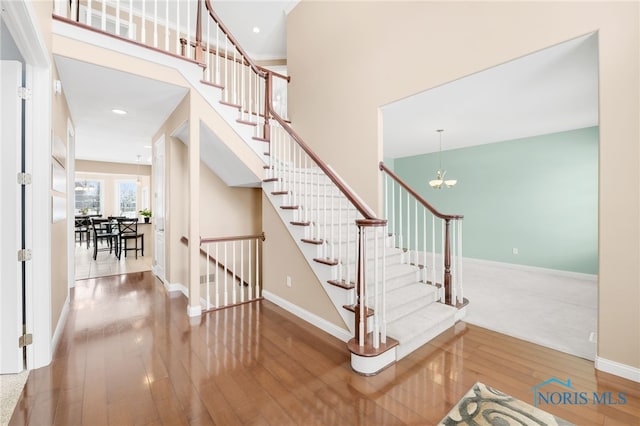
[194,0,204,64]
[354,221,367,345]
[263,71,272,141]
[443,218,452,305]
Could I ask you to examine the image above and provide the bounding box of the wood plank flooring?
[9,271,639,425]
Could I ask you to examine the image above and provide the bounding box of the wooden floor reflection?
[9,271,639,425]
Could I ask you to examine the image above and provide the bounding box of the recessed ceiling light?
[252,26,260,34]
[112,108,127,115]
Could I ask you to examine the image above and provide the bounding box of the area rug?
[438,382,574,425]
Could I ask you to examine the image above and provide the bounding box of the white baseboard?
[595,356,640,382]
[187,304,202,317]
[263,290,352,342]
[462,256,598,282]
[164,281,188,297]
[51,294,70,356]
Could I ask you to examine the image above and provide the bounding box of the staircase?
[54,0,467,375]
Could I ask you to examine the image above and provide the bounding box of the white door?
[1,61,25,373]
[153,135,166,281]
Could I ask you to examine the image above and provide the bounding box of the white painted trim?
[187,304,201,317]
[263,290,352,342]
[162,279,188,297]
[351,348,396,376]
[595,356,640,383]
[2,0,50,67]
[50,295,70,355]
[67,119,76,289]
[26,63,53,370]
[462,256,597,282]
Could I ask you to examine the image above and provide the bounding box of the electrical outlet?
[286,276,292,288]
[512,248,519,255]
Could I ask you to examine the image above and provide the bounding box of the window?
[117,180,138,218]
[75,180,102,215]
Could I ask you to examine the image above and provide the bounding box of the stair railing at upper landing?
[379,162,466,307]
[55,0,290,141]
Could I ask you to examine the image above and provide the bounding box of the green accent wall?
[392,126,598,274]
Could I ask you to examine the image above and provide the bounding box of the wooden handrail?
[200,233,265,244]
[264,73,382,222]
[181,37,291,81]
[379,161,463,221]
[202,0,266,78]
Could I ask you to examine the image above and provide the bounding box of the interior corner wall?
[50,54,70,339]
[394,127,599,274]
[287,2,639,371]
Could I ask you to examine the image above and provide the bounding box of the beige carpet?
[438,382,574,425]
[0,371,28,426]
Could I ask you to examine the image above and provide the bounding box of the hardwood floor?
[9,272,639,425]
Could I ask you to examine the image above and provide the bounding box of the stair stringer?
[263,180,358,338]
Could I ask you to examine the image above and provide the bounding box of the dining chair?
[90,218,119,260]
[117,218,144,259]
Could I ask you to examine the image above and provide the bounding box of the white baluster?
[141,0,146,43]
[115,0,120,37]
[381,224,387,344]
[330,184,335,261]
[175,0,180,54]
[164,0,169,50]
[399,186,403,257]
[373,227,380,349]
[432,216,437,300]
[241,61,245,121]
[414,197,418,266]
[153,0,158,48]
[457,220,463,305]
[128,0,133,39]
[215,26,220,85]
[423,208,427,282]
[248,238,253,299]
[206,15,211,81]
[240,242,244,303]
[87,0,92,26]
[441,219,445,301]
[224,37,228,101]
[215,242,219,308]
[256,240,260,297]
[224,242,228,306]
[233,49,237,105]
[206,244,211,309]
[232,241,236,304]
[406,191,410,263]
[186,0,191,59]
[101,0,106,31]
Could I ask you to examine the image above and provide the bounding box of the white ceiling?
[54,55,188,165]
[382,32,599,158]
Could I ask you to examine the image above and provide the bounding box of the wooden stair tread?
[220,100,241,109]
[271,191,289,195]
[280,205,299,210]
[200,79,224,89]
[347,335,399,358]
[290,221,310,226]
[301,238,323,245]
[263,178,279,182]
[342,304,374,317]
[314,257,338,266]
[237,119,257,126]
[253,136,270,142]
[327,279,355,290]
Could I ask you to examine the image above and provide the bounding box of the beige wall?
[262,193,347,330]
[152,92,262,289]
[287,1,640,369]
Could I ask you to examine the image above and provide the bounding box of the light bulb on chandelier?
[429,129,457,189]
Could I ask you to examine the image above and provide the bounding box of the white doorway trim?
[3,0,53,369]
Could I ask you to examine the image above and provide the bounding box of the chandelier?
[429,129,457,189]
